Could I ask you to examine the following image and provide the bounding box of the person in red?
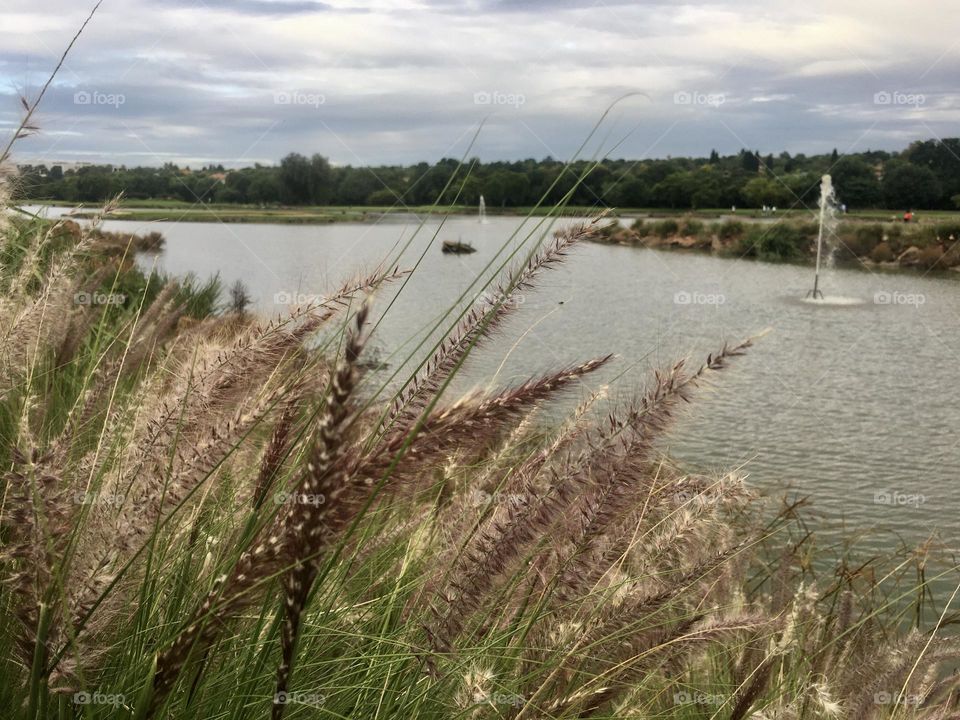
[903,210,914,223]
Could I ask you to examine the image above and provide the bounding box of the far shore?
[19,199,960,227]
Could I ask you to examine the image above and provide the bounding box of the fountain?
[478,194,488,224]
[807,174,836,300]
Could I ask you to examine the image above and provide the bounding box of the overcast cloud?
[1,0,958,167]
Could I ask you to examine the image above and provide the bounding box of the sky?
[1,0,958,168]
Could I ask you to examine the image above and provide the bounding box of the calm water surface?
[33,208,960,555]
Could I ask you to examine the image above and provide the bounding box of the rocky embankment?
[591,218,960,271]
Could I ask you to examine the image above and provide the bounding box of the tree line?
[15,139,960,211]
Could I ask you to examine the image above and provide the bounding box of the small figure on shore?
[903,210,914,223]
[731,205,736,213]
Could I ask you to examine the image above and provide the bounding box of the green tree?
[882,162,942,209]
[831,157,881,208]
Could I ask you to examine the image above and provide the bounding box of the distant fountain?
[807,174,837,300]
[478,195,488,224]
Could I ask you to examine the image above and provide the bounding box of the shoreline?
[19,199,960,227]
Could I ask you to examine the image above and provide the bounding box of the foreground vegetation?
[2,172,960,719]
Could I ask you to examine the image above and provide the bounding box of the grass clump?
[718,219,745,242]
[738,223,811,261]
[653,218,679,238]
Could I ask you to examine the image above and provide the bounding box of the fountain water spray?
[807,174,835,300]
[478,194,487,224]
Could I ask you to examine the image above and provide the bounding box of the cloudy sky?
[1,0,958,168]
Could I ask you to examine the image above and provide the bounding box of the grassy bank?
[2,184,960,720]
[593,216,960,272]
[24,199,960,226]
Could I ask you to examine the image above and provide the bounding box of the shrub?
[653,218,679,238]
[916,244,946,270]
[738,223,809,261]
[680,219,704,237]
[870,241,895,263]
[717,220,745,242]
[837,223,883,258]
[925,222,960,248]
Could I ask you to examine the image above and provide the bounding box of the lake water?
[29,208,960,557]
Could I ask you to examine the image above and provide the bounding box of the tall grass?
[1,189,959,719]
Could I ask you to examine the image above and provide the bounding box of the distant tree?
[830,148,839,164]
[903,139,960,207]
[308,154,333,204]
[709,149,720,164]
[75,171,113,202]
[228,279,252,316]
[247,172,282,204]
[279,153,312,204]
[741,177,790,208]
[607,176,649,208]
[335,167,380,205]
[831,157,882,208]
[740,149,760,173]
[882,162,941,209]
